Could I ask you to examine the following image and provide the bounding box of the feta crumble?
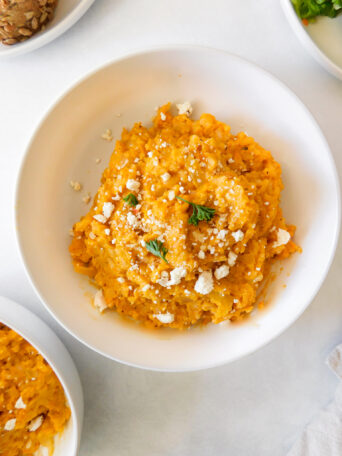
[169,267,187,286]
[93,214,107,224]
[232,230,244,243]
[126,179,140,193]
[198,250,205,259]
[102,202,114,219]
[94,290,108,313]
[161,172,171,182]
[168,190,175,201]
[160,112,166,121]
[228,251,238,267]
[104,228,110,235]
[157,271,170,287]
[153,312,174,324]
[214,265,230,280]
[217,229,228,241]
[176,101,193,116]
[28,415,43,432]
[273,228,291,248]
[15,397,26,410]
[127,212,139,228]
[4,418,16,431]
[89,232,96,240]
[194,271,214,295]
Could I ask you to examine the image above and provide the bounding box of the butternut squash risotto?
[0,324,71,456]
[69,103,299,329]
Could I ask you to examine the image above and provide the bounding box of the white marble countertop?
[1,1,342,454]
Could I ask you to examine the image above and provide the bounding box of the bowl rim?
[0,296,83,453]
[14,44,342,372]
[281,0,342,80]
[0,0,95,59]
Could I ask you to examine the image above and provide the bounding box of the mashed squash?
[69,103,299,329]
[0,325,71,456]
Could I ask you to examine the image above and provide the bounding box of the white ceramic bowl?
[0,0,95,58]
[16,46,340,371]
[0,296,83,455]
[281,0,342,80]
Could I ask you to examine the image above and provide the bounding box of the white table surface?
[1,1,342,454]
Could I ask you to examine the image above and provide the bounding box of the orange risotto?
[69,103,299,329]
[0,324,70,456]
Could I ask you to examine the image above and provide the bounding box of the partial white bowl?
[281,0,342,80]
[0,296,83,455]
[15,46,340,371]
[0,0,95,58]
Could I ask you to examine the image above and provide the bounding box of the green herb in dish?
[123,193,138,207]
[176,196,216,226]
[291,0,342,21]
[145,239,169,263]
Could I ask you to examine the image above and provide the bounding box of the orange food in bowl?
[69,103,299,329]
[0,324,70,456]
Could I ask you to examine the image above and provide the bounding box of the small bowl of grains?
[0,296,83,456]
[0,0,95,58]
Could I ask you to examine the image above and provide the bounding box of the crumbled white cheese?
[117,277,125,283]
[15,397,26,409]
[126,179,140,192]
[94,290,108,313]
[102,202,114,219]
[127,212,139,228]
[214,265,230,280]
[157,271,170,287]
[104,228,110,235]
[168,190,175,201]
[176,101,193,116]
[273,228,291,248]
[89,232,96,240]
[198,250,205,259]
[217,229,228,241]
[142,284,150,292]
[169,267,187,286]
[4,418,16,431]
[232,230,244,242]
[140,239,146,247]
[28,415,43,432]
[161,172,171,182]
[160,112,166,121]
[179,186,185,193]
[194,271,214,295]
[233,299,239,304]
[228,251,238,267]
[153,312,174,324]
[93,214,107,224]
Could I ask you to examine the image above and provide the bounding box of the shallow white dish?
[0,296,83,455]
[16,46,340,371]
[0,0,95,58]
[281,0,342,80]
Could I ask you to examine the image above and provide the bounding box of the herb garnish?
[145,239,169,263]
[123,193,138,207]
[176,196,216,226]
[291,0,342,20]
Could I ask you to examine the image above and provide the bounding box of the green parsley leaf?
[176,196,216,226]
[123,193,138,207]
[145,239,169,263]
[291,0,342,19]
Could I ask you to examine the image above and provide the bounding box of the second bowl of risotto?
[0,296,83,455]
[16,47,340,371]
